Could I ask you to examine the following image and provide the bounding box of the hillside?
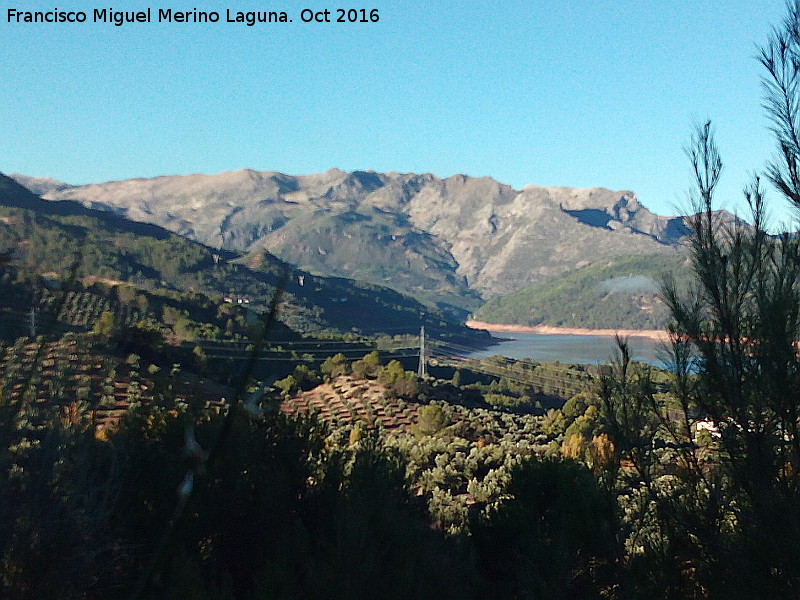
[474,253,693,330]
[0,173,488,343]
[13,169,690,310]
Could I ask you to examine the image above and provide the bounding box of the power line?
[417,326,427,379]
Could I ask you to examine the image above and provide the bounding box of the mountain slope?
[13,170,690,305]
[474,253,693,330]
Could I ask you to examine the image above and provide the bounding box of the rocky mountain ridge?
[12,169,691,309]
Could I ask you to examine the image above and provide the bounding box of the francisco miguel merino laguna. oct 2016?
[6,8,297,26]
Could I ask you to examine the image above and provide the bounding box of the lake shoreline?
[465,319,669,343]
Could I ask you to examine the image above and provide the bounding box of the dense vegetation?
[0,304,667,599]
[0,301,617,598]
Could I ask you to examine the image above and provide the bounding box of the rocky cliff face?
[12,169,688,306]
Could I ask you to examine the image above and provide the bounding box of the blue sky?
[1,0,792,224]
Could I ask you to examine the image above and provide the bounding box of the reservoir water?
[469,332,668,367]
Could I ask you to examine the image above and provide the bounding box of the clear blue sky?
[1,0,793,224]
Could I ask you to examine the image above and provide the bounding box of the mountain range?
[13,169,691,308]
[11,169,723,329]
